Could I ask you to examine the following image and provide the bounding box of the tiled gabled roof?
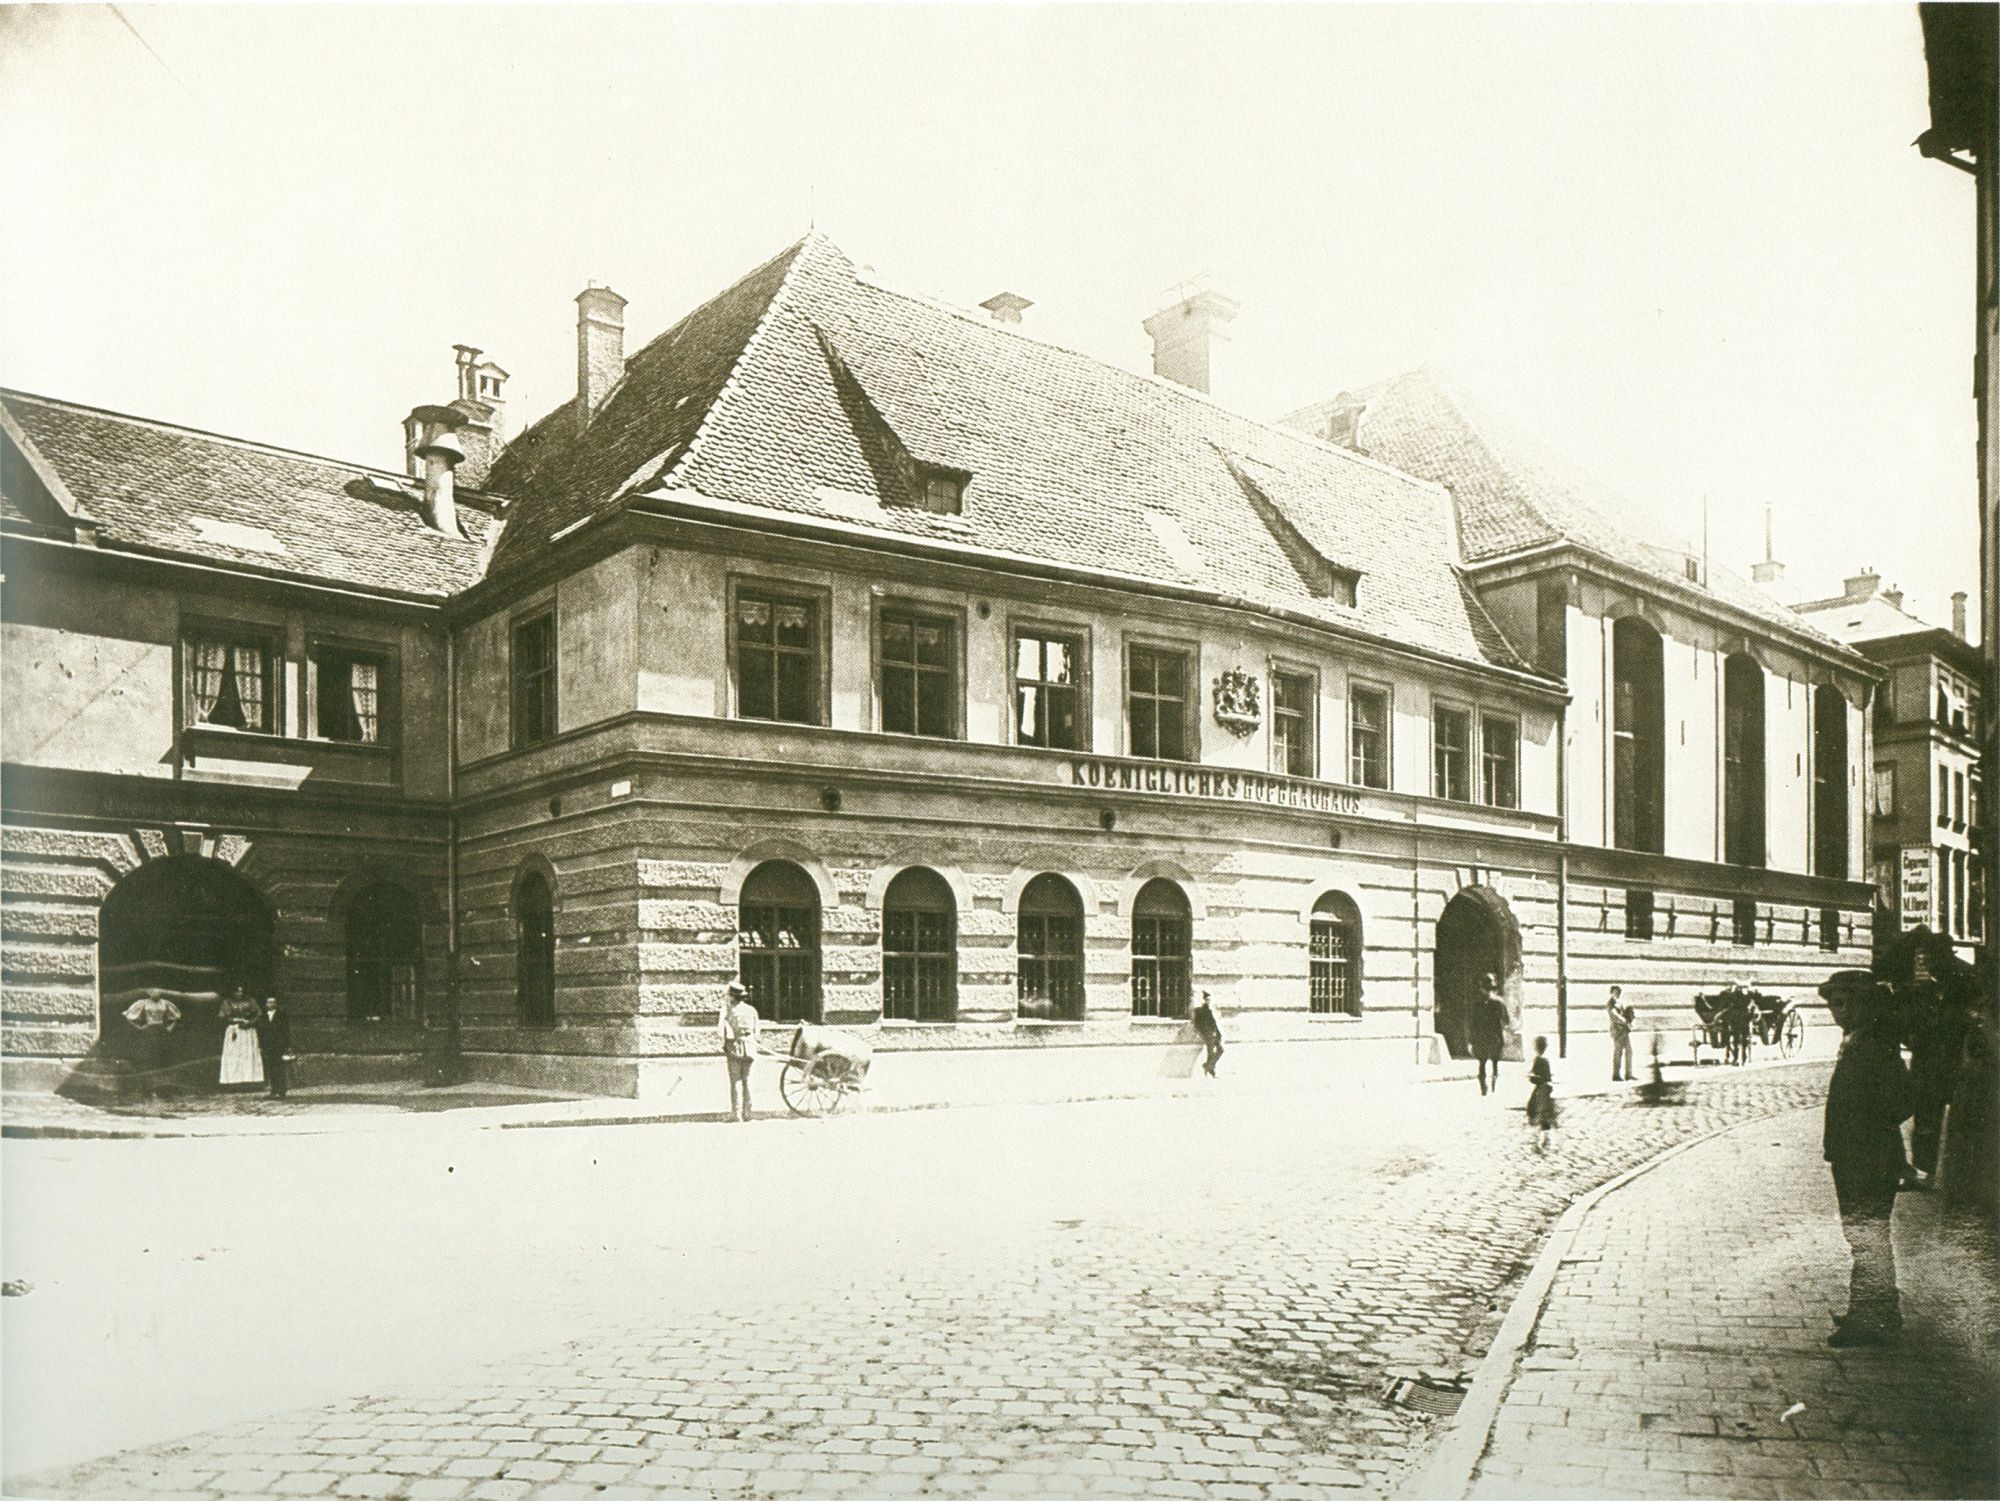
[491,234,1533,675]
[0,390,498,600]
[1282,369,1848,652]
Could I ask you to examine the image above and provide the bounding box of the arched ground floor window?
[739,860,823,1024]
[1309,891,1363,1016]
[882,867,956,1022]
[1131,878,1191,1019]
[1017,874,1084,1021]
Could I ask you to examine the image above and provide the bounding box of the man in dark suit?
[1820,969,1915,1346]
[1190,991,1224,1077]
[254,996,293,1100]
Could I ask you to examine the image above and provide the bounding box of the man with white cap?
[718,980,761,1123]
[1818,968,1915,1346]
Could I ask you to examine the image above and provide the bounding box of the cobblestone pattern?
[1470,1105,2000,1501]
[16,1069,1832,1500]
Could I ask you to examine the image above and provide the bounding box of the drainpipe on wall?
[1411,811,1425,1066]
[433,621,465,1084]
[1556,703,1571,1059]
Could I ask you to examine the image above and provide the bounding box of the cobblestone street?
[2,1060,1841,1500]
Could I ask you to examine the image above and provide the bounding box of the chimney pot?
[1141,286,1239,396]
[979,291,1034,325]
[406,404,466,536]
[1882,585,1904,611]
[1952,590,1969,640]
[445,345,509,487]
[575,284,629,430]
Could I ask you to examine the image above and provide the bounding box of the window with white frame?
[1272,667,1316,779]
[1480,713,1519,809]
[1349,682,1390,789]
[1433,703,1471,802]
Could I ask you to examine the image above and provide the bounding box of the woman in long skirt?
[218,987,264,1090]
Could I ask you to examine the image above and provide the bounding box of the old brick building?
[0,235,1878,1101]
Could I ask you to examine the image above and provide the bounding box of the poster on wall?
[1899,847,1935,930]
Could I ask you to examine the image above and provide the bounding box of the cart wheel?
[1781,1009,1805,1059]
[780,1055,847,1117]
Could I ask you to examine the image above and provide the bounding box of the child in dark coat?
[1526,1035,1557,1151]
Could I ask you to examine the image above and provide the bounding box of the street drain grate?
[1384,1375,1468,1418]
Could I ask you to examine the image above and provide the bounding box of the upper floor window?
[1722,653,1767,868]
[914,465,967,515]
[1014,630,1085,751]
[186,630,277,735]
[1272,668,1317,778]
[511,610,557,749]
[1481,714,1520,809]
[1954,770,1968,829]
[1812,685,1849,880]
[734,587,821,726]
[879,607,957,738]
[1940,765,1952,827]
[1127,644,1190,761]
[1534,579,1568,677]
[1873,765,1897,819]
[312,644,389,745]
[1349,682,1390,789]
[1432,704,1471,802]
[1610,618,1664,854]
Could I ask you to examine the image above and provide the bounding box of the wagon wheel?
[779,1055,848,1118]
[1780,1009,1806,1060]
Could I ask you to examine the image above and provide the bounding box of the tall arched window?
[738,861,822,1024]
[1017,874,1084,1021]
[346,883,422,1022]
[1724,653,1767,868]
[1309,891,1364,1016]
[1814,684,1850,879]
[1611,618,1665,853]
[515,870,556,1028]
[1131,878,1192,1019]
[882,867,956,1023]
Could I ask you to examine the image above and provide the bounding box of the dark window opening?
[1611,618,1665,853]
[1350,683,1390,789]
[187,635,276,735]
[1273,669,1316,778]
[1818,906,1840,953]
[880,607,957,738]
[882,868,956,1023]
[515,870,556,1027]
[1481,714,1520,809]
[1626,889,1655,942]
[511,611,557,750]
[1130,878,1192,1019]
[1309,891,1363,1016]
[1731,897,1757,947]
[1128,645,1190,761]
[735,590,820,726]
[1017,874,1084,1021]
[347,883,421,1022]
[1723,653,1767,868]
[738,861,822,1025]
[314,647,388,745]
[1433,705,1471,802]
[1812,685,1849,879]
[914,466,967,515]
[1014,631,1084,750]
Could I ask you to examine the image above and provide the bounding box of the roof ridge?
[840,265,1452,500]
[648,234,827,498]
[0,387,508,501]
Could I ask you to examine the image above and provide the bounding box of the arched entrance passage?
[1433,886,1522,1061]
[98,856,274,1083]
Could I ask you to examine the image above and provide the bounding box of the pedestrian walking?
[121,989,181,1096]
[1606,985,1635,1082]
[1819,968,1915,1346]
[1526,1035,1558,1150]
[1190,990,1224,1077]
[217,986,264,1091]
[718,980,760,1122]
[1470,973,1508,1096]
[1901,933,1973,1189]
[253,995,292,1100]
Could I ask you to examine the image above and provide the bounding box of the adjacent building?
[1,235,1878,1100]
[1794,571,1985,961]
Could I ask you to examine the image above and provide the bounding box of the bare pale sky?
[0,3,1980,631]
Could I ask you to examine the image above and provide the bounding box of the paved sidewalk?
[1441,1106,2000,1499]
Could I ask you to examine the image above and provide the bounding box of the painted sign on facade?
[1067,757,1361,815]
[1899,846,1935,930]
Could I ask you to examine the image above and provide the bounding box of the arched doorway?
[1017,873,1084,1021]
[1433,886,1522,1061]
[97,856,274,1084]
[738,860,822,1024]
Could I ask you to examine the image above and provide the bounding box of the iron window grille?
[1016,875,1084,1021]
[1308,894,1362,1016]
[738,906,822,1024]
[882,870,957,1023]
[1626,889,1656,941]
[1130,881,1192,1019]
[1731,897,1757,947]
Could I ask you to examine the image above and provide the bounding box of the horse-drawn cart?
[1690,983,1805,1064]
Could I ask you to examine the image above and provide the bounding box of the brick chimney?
[1142,287,1238,396]
[575,283,628,430]
[1953,590,1969,640]
[979,292,1033,326]
[448,345,509,487]
[1841,568,1881,603]
[1881,584,1904,611]
[405,404,466,535]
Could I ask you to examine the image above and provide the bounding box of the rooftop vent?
[979,291,1033,326]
